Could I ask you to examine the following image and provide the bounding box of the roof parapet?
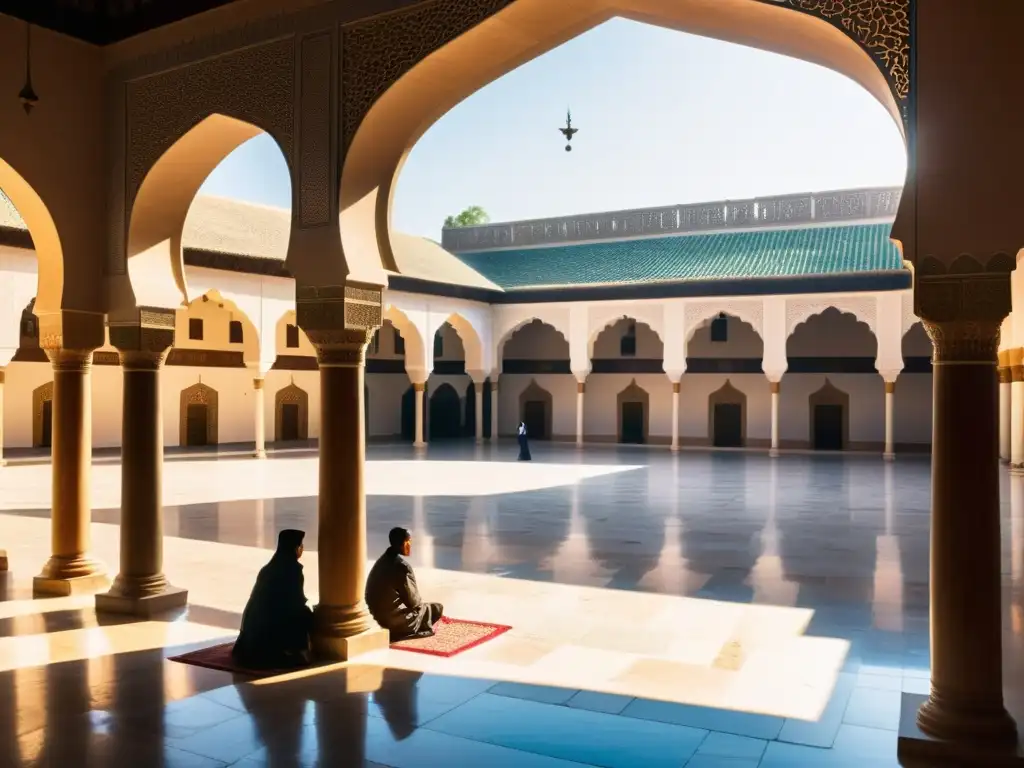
[442,185,902,253]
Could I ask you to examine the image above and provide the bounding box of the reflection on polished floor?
[1,443,1023,766]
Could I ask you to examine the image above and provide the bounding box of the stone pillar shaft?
[575,381,585,447]
[297,285,389,661]
[916,318,1016,745]
[884,380,896,460]
[1012,366,1024,468]
[97,316,186,616]
[474,382,484,443]
[490,381,499,441]
[999,367,1011,463]
[671,381,680,452]
[769,381,780,457]
[253,377,266,458]
[35,348,106,594]
[413,383,425,447]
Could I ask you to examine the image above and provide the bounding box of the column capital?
[577,381,585,395]
[109,307,176,369]
[764,371,785,385]
[769,381,780,395]
[38,309,105,363]
[885,380,896,395]
[916,269,1009,363]
[878,370,902,385]
[999,367,1012,384]
[253,377,265,390]
[296,282,383,366]
[923,319,1001,364]
[572,368,591,384]
[664,368,685,384]
[413,382,426,393]
[672,381,680,395]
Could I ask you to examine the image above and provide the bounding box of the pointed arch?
[179,383,219,447]
[0,160,64,313]
[429,382,463,440]
[436,312,484,373]
[617,379,650,445]
[519,379,553,441]
[787,307,878,358]
[32,381,53,449]
[589,316,664,360]
[809,378,850,450]
[341,0,904,288]
[384,304,427,373]
[275,383,309,442]
[499,319,571,370]
[708,379,747,448]
[182,290,261,364]
[125,114,290,310]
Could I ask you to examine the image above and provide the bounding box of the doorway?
[813,404,844,450]
[401,386,416,441]
[40,399,52,448]
[429,383,462,440]
[713,403,743,447]
[523,400,547,440]
[280,402,301,442]
[185,404,209,446]
[620,401,645,444]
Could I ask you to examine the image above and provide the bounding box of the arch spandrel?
[338,0,908,282]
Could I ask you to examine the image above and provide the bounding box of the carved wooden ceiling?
[1,0,247,44]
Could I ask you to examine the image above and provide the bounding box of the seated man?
[233,529,313,669]
[365,527,444,641]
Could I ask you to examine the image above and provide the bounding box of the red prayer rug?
[389,617,512,658]
[167,642,298,679]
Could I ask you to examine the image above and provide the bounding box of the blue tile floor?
[1,441,1023,766]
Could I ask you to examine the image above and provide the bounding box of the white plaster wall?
[4,361,56,448]
[894,375,932,446]
[498,374,577,438]
[679,374,772,443]
[264,370,320,441]
[162,366,256,447]
[583,373,673,440]
[366,373,410,438]
[779,374,886,446]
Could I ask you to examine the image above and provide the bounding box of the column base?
[884,452,896,462]
[312,623,390,661]
[899,693,1022,765]
[670,444,679,453]
[413,442,426,450]
[96,584,188,618]
[34,555,108,596]
[1011,464,1024,476]
[254,449,267,459]
[769,448,780,458]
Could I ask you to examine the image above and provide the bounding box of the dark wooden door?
[523,400,547,440]
[620,401,645,444]
[280,403,300,442]
[401,387,416,441]
[713,403,743,447]
[813,404,844,450]
[40,399,52,448]
[186,404,208,447]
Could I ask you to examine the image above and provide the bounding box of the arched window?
[189,318,204,341]
[286,323,300,349]
[710,314,728,343]
[228,320,243,344]
[620,322,637,357]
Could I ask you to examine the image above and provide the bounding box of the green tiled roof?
[454,222,902,290]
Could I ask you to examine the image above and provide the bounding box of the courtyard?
[0,444,1021,766]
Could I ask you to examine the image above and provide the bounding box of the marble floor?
[1,442,1023,766]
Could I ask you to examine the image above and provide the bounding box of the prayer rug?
[168,642,300,679]
[389,617,512,658]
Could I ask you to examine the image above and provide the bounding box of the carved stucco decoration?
[786,296,878,337]
[685,301,764,342]
[125,37,295,206]
[339,0,910,154]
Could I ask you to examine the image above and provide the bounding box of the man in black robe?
[233,529,313,669]
[365,527,443,641]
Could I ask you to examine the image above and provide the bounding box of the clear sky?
[199,18,906,241]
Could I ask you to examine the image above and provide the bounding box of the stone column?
[769,380,781,458]
[413,382,426,448]
[490,378,499,441]
[998,357,1011,463]
[473,379,484,444]
[671,381,681,452]
[884,379,896,461]
[34,312,107,596]
[914,314,1017,747]
[253,377,267,458]
[575,381,585,447]
[96,312,187,616]
[1012,355,1024,471]
[298,285,389,660]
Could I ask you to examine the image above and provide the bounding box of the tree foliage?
[444,205,490,229]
